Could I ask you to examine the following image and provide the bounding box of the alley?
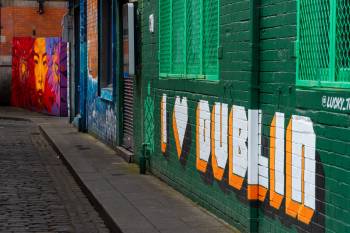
[0,117,110,233]
[1,0,349,232]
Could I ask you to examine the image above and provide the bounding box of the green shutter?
[335,0,350,83]
[203,0,219,80]
[297,0,350,88]
[159,0,171,74]
[159,0,219,80]
[297,0,331,85]
[172,0,186,74]
[186,0,201,76]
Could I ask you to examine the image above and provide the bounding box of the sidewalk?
[0,107,238,233]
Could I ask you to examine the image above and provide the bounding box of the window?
[297,0,350,88]
[98,0,114,89]
[159,0,219,81]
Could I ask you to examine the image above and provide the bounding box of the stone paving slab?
[0,113,110,233]
[0,107,239,233]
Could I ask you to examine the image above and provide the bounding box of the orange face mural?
[11,37,68,116]
[34,38,48,98]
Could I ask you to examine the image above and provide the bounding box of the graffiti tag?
[322,95,350,111]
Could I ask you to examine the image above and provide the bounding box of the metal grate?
[203,0,219,80]
[297,0,350,88]
[159,0,219,80]
[144,82,155,153]
[159,0,171,74]
[336,0,350,82]
[122,77,134,152]
[186,0,201,75]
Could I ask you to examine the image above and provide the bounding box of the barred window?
[297,0,350,88]
[159,0,219,81]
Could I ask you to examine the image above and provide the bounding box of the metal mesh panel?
[186,0,201,75]
[298,0,330,82]
[298,0,350,87]
[172,0,186,74]
[159,0,219,80]
[203,0,219,77]
[159,0,171,74]
[336,0,350,82]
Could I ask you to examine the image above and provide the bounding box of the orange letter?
[286,116,316,224]
[172,96,188,159]
[269,113,285,209]
[160,94,167,153]
[228,105,248,190]
[211,103,228,181]
[196,100,211,172]
[247,110,268,201]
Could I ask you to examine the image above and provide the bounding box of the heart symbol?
[173,96,188,159]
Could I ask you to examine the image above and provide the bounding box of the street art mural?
[84,0,117,146]
[11,37,67,116]
[144,82,155,153]
[159,94,322,228]
[85,72,117,145]
[11,37,34,108]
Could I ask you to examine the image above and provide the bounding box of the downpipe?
[139,143,150,174]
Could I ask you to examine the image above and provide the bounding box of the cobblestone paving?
[0,119,110,233]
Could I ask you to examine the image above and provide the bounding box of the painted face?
[34,38,48,96]
[19,58,28,84]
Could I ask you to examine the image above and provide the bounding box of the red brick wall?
[0,5,67,57]
[87,0,98,79]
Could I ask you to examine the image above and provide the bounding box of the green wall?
[137,0,350,232]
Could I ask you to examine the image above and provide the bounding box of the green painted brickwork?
[136,0,350,232]
[259,1,349,233]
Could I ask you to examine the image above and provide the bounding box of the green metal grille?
[159,0,219,80]
[186,0,201,75]
[159,0,171,74]
[336,0,350,83]
[297,0,350,88]
[144,82,155,153]
[203,0,219,79]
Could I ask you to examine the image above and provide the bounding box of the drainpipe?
[248,0,260,233]
[249,0,260,108]
[79,0,88,132]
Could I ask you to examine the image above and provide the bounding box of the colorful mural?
[11,37,35,108]
[160,94,319,225]
[82,0,117,146]
[11,37,68,116]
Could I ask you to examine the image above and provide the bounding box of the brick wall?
[258,1,349,233]
[139,0,350,233]
[140,0,254,232]
[86,0,98,79]
[0,2,67,58]
[83,0,118,147]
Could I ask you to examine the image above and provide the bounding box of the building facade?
[74,0,350,232]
